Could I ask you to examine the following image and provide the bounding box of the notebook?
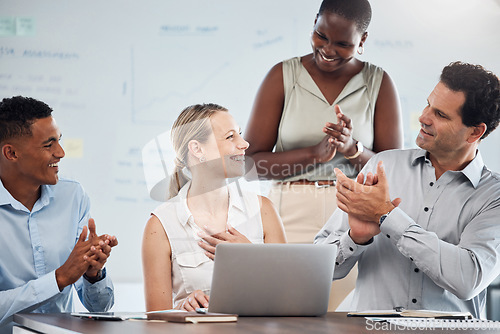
[146,311,237,323]
[208,243,337,316]
[348,309,473,319]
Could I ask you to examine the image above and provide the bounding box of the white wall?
[1,0,499,312]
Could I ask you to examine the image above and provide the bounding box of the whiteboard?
[0,0,499,283]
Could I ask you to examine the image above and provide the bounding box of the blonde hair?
[168,103,228,199]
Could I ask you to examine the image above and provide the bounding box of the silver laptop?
[208,243,337,316]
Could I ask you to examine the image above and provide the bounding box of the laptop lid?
[208,243,337,316]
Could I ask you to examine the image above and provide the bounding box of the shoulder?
[151,196,180,218]
[145,213,167,235]
[487,169,500,182]
[361,61,384,75]
[479,167,500,193]
[54,177,84,188]
[264,61,284,81]
[272,56,306,78]
[374,148,418,159]
[256,194,279,216]
[360,61,389,84]
[257,194,273,208]
[143,214,171,254]
[282,56,307,75]
[256,195,285,243]
[256,195,273,206]
[282,56,301,67]
[49,177,86,197]
[363,148,422,172]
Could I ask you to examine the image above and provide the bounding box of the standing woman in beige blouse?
[245,0,403,309]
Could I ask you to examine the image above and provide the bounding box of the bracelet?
[344,141,364,160]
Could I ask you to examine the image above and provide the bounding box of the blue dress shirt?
[0,178,114,333]
[315,149,500,318]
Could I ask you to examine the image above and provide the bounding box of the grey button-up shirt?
[315,148,500,318]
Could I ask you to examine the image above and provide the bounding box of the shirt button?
[412,299,417,304]
[410,257,414,261]
[429,182,434,186]
[335,262,339,266]
[424,207,429,212]
[414,268,420,273]
[386,234,390,238]
[349,247,354,252]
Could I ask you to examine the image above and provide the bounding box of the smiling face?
[416,82,472,158]
[202,111,249,178]
[11,116,65,187]
[311,12,366,73]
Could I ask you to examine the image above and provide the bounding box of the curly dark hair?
[318,0,372,33]
[440,61,500,139]
[0,96,53,143]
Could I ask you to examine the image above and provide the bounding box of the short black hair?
[318,0,372,33]
[0,96,53,143]
[440,61,500,139]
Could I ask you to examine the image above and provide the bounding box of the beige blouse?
[276,57,385,181]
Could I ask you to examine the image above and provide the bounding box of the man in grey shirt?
[315,61,500,318]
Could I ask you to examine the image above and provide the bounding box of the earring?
[199,156,206,163]
[357,45,364,55]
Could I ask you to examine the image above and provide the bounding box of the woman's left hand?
[198,224,251,260]
[323,105,357,156]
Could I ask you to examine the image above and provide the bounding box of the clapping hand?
[323,105,357,156]
[335,161,401,244]
[83,218,118,280]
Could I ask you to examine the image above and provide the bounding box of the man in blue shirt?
[0,96,117,333]
[315,62,500,318]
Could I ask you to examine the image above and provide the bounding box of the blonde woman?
[142,103,286,312]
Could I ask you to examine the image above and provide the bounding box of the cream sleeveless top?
[151,180,264,308]
[276,57,384,181]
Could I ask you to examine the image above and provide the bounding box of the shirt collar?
[411,149,429,166]
[460,150,484,188]
[0,179,54,211]
[411,148,484,188]
[37,184,54,209]
[0,178,14,207]
[176,181,192,227]
[227,180,245,212]
[175,180,245,227]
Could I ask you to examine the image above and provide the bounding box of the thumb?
[392,198,402,207]
[79,225,88,242]
[88,218,97,237]
[334,104,342,117]
[334,167,347,180]
[334,167,353,190]
[334,105,345,126]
